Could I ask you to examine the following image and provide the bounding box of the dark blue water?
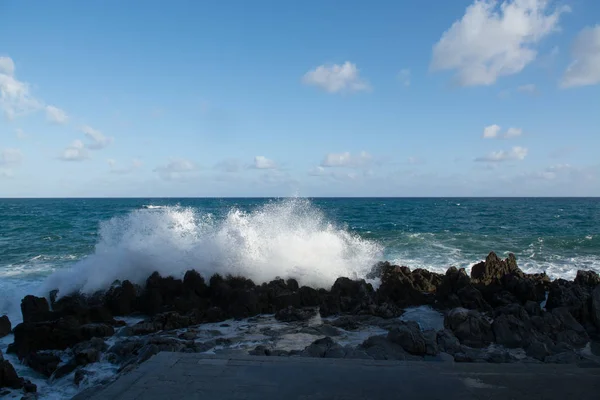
[1,197,600,321]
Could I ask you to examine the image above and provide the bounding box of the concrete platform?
[75,353,600,400]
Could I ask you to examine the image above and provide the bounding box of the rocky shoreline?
[2,252,600,398]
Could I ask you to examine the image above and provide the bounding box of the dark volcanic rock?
[574,270,600,287]
[545,279,592,324]
[301,337,344,358]
[0,359,23,389]
[471,252,521,284]
[0,315,11,338]
[444,308,494,348]
[9,317,84,358]
[24,351,61,377]
[377,263,435,308]
[592,285,600,330]
[436,329,461,355]
[81,323,115,339]
[104,280,139,316]
[359,335,421,361]
[21,295,53,323]
[274,306,317,322]
[386,321,427,355]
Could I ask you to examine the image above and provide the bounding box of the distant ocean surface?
[1,197,600,322]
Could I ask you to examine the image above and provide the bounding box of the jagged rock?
[0,316,11,338]
[546,279,592,324]
[53,360,78,380]
[526,340,552,361]
[23,380,37,393]
[297,286,320,308]
[492,313,532,349]
[24,351,61,377]
[123,312,195,336]
[423,329,439,356]
[387,321,427,355]
[592,285,600,330]
[275,306,317,322]
[301,337,343,358]
[545,351,581,364]
[73,338,107,365]
[377,263,433,307]
[524,300,542,317]
[444,308,494,348]
[456,286,491,312]
[21,295,53,323]
[436,267,471,305]
[9,317,84,358]
[359,335,421,361]
[74,369,90,386]
[574,270,600,287]
[104,280,138,316]
[0,359,23,389]
[81,323,114,339]
[436,329,461,355]
[471,252,521,284]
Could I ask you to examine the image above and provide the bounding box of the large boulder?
[274,306,317,322]
[104,280,139,316]
[386,321,427,355]
[24,351,61,377]
[21,295,53,323]
[0,358,23,389]
[436,329,461,355]
[0,315,10,338]
[592,285,600,330]
[301,337,344,358]
[471,252,521,284]
[444,308,495,348]
[138,272,185,315]
[545,280,593,325]
[8,316,84,358]
[492,313,532,349]
[358,335,420,361]
[377,263,433,307]
[329,277,375,314]
[436,267,471,304]
[574,270,600,288]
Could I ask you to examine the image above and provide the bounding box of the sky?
[1,0,599,197]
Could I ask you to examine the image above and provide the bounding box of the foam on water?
[44,198,383,295]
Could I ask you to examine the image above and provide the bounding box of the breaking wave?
[44,199,383,295]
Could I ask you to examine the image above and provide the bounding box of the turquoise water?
[1,197,600,321]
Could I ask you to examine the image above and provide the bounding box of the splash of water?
[44,199,383,295]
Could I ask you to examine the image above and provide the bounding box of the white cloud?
[308,166,327,176]
[561,25,600,88]
[214,159,241,173]
[46,105,69,124]
[483,124,501,138]
[59,140,88,162]
[321,151,372,168]
[81,125,112,150]
[483,124,523,139]
[0,56,42,119]
[15,128,28,139]
[303,62,370,93]
[517,83,537,94]
[398,69,411,87]
[475,146,528,162]
[251,156,277,170]
[431,0,569,86]
[107,158,143,174]
[154,158,197,181]
[504,127,522,138]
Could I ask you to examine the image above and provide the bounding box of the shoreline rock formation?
[1,252,600,396]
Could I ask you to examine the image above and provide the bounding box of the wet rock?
[24,351,61,377]
[73,338,107,365]
[81,323,115,339]
[299,324,341,337]
[183,270,208,297]
[492,314,532,349]
[21,296,53,323]
[52,360,78,380]
[471,252,521,284]
[74,369,89,386]
[423,329,439,356]
[23,380,37,393]
[526,340,552,361]
[0,359,23,389]
[524,300,542,317]
[436,329,461,355]
[329,277,375,315]
[436,267,471,306]
[138,272,185,315]
[298,286,320,308]
[124,312,195,336]
[0,316,11,338]
[329,316,362,331]
[275,306,317,322]
[387,321,427,355]
[546,279,592,324]
[104,280,139,316]
[204,307,226,323]
[377,263,433,308]
[9,317,84,358]
[359,335,421,361]
[456,286,491,312]
[574,270,600,287]
[444,308,494,348]
[301,337,343,358]
[592,285,600,330]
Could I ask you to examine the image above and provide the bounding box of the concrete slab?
[74,353,600,400]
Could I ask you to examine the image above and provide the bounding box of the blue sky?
[1,0,599,197]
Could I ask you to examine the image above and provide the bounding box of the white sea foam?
[44,199,383,295]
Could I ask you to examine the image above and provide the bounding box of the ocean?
[2,197,600,323]
[1,197,600,398]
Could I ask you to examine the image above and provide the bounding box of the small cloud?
[59,140,88,161]
[46,105,69,124]
[430,0,569,86]
[214,159,241,173]
[107,158,143,174]
[398,69,411,87]
[308,166,327,176]
[482,125,523,139]
[321,151,372,168]
[302,62,370,93]
[517,84,537,94]
[475,146,528,162]
[15,128,28,140]
[251,156,277,170]
[561,25,600,88]
[81,125,113,150]
[407,156,424,165]
[154,158,197,181]
[482,124,501,139]
[0,56,42,119]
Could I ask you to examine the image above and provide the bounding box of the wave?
[142,205,166,209]
[44,199,383,295]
